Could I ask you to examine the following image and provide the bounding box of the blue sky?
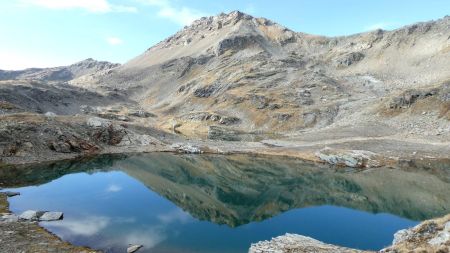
[1,0,449,70]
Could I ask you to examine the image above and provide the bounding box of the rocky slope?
[71,11,450,140]
[0,58,119,82]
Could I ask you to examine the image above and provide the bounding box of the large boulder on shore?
[249,233,362,253]
[315,147,382,168]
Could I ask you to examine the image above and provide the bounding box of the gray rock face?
[39,212,63,221]
[335,52,365,67]
[127,244,143,253]
[207,126,242,141]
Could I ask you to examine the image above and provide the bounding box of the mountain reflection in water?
[2,153,450,252]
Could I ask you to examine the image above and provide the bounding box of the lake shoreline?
[0,192,99,253]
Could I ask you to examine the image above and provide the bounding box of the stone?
[316,147,381,168]
[2,191,20,197]
[87,117,111,128]
[127,245,143,253]
[392,228,413,245]
[39,212,63,221]
[171,143,203,154]
[0,213,19,222]
[207,126,242,141]
[249,233,357,253]
[19,210,44,221]
[335,52,365,67]
[44,112,57,117]
[428,230,450,246]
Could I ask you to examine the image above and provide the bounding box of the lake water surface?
[2,153,450,253]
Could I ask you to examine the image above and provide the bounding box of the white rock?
[0,213,19,222]
[19,210,42,221]
[39,212,63,221]
[87,117,111,128]
[392,228,413,245]
[44,112,57,117]
[171,143,203,154]
[127,244,143,253]
[428,230,450,246]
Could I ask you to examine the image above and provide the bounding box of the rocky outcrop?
[335,52,365,68]
[249,233,363,253]
[315,147,382,168]
[383,214,450,252]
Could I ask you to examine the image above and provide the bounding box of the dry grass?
[0,101,16,110]
[0,194,8,213]
[439,101,450,119]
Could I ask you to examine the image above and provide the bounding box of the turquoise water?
[4,153,449,253]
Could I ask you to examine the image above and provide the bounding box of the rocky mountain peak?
[128,11,297,67]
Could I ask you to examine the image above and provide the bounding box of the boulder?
[335,52,365,67]
[207,126,242,141]
[249,233,359,253]
[0,213,19,222]
[87,117,111,128]
[316,147,381,168]
[171,143,203,154]
[39,212,63,221]
[44,112,57,117]
[127,245,143,253]
[428,221,450,246]
[19,210,44,221]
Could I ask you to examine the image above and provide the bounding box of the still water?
[2,153,450,253]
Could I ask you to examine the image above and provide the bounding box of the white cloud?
[140,0,208,26]
[157,209,192,224]
[20,0,137,13]
[106,37,123,46]
[364,22,396,31]
[125,229,166,249]
[45,216,110,236]
[106,183,123,192]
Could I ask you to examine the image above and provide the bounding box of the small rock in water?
[127,244,143,253]
[2,191,20,197]
[39,212,63,221]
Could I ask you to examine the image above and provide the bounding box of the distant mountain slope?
[0,58,119,82]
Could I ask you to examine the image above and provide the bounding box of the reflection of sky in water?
[7,171,418,253]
